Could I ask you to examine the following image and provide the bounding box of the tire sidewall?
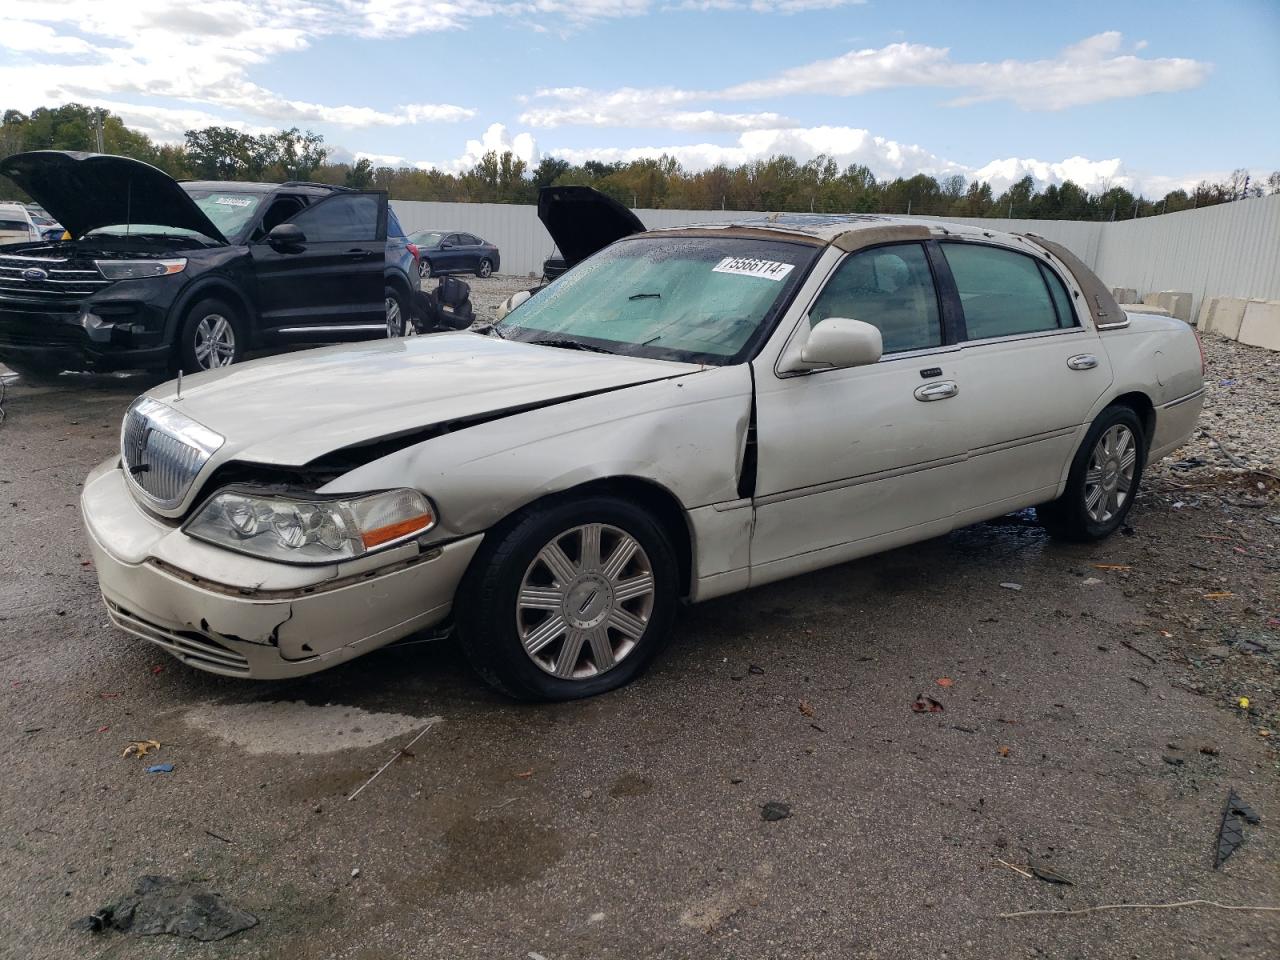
[477,259,492,278]
[176,297,243,374]
[458,495,679,701]
[1057,406,1146,539]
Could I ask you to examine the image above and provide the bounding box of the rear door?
[250,191,387,339]
[940,240,1113,520]
[438,233,466,273]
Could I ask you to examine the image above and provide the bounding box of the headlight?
[184,487,436,564]
[95,258,187,281]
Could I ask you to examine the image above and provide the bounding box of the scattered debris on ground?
[760,801,791,822]
[1215,790,1262,869]
[77,875,257,942]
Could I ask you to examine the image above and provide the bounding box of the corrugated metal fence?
[392,196,1279,318]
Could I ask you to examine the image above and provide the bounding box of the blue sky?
[2,0,1277,196]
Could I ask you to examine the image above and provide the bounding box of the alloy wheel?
[1084,424,1136,523]
[418,259,431,279]
[193,314,236,369]
[385,296,405,338]
[516,523,656,680]
[478,259,492,278]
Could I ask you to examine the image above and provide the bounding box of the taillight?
[1193,327,1206,376]
[406,243,420,262]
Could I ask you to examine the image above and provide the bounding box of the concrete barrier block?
[1196,297,1219,329]
[1142,293,1161,305]
[1151,291,1193,323]
[1112,287,1139,304]
[1120,302,1172,317]
[1237,299,1280,351]
[1204,297,1250,339]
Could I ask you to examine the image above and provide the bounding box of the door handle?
[914,380,958,402]
[1067,354,1099,370]
[345,249,372,261]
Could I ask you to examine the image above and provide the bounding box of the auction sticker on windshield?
[712,257,795,281]
[212,196,254,207]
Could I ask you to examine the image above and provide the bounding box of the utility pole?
[93,109,105,153]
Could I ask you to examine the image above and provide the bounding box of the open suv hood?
[537,185,644,269]
[0,150,228,243]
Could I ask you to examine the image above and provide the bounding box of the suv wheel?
[476,258,493,278]
[385,287,410,338]
[1039,405,1146,542]
[457,495,679,701]
[177,298,243,373]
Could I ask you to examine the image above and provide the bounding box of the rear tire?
[419,259,432,280]
[385,286,410,337]
[476,258,493,278]
[175,298,244,374]
[456,495,679,701]
[1039,405,1146,542]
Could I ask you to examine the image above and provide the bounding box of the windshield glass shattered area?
[495,236,816,364]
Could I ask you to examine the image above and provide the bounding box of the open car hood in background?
[537,185,645,268]
[0,151,228,243]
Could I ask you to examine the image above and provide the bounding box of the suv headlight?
[184,487,436,564]
[95,258,187,280]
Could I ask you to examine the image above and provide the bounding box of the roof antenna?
[175,369,183,401]
[125,177,132,239]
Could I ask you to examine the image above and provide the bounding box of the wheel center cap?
[564,574,613,629]
[1103,459,1120,484]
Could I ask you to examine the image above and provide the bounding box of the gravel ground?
[0,305,1277,960]
[1151,333,1280,480]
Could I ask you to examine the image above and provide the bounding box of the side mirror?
[267,223,305,250]
[781,317,883,372]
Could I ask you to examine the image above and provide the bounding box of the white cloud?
[458,123,540,170]
[525,32,1211,128]
[0,0,475,138]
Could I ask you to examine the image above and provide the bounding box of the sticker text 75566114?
[711,257,795,281]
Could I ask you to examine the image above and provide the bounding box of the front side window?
[287,194,378,242]
[496,235,817,365]
[942,243,1066,340]
[808,243,942,354]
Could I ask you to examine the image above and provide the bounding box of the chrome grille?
[0,254,109,308]
[121,397,224,509]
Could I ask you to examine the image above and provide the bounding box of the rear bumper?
[81,462,483,679]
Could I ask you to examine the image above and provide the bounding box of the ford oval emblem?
[22,267,48,282]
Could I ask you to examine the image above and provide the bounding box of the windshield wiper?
[528,337,617,355]
[628,292,661,300]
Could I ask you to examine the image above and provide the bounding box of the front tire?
[176,298,244,373]
[476,258,493,278]
[456,495,679,701]
[1039,405,1146,542]
[418,258,432,280]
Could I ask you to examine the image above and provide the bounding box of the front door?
[251,191,387,340]
[751,242,969,580]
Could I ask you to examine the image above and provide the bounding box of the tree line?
[3,103,1278,221]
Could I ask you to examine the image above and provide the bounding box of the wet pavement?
[1,349,1277,960]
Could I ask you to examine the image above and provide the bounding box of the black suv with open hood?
[0,151,418,377]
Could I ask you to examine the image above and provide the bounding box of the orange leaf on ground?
[997,746,1010,758]
[936,678,954,688]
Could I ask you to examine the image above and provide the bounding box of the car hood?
[0,151,228,243]
[150,332,702,468]
[538,185,645,268]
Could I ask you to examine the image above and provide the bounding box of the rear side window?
[386,209,406,239]
[809,243,942,354]
[942,244,1064,340]
[463,234,481,245]
[289,194,378,242]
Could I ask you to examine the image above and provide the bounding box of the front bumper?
[0,303,171,370]
[81,461,483,679]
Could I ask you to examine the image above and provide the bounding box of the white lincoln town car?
[82,210,1205,700]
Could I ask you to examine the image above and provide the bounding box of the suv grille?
[0,254,110,310]
[121,397,224,509]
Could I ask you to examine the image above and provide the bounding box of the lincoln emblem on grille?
[128,428,151,475]
[22,267,48,281]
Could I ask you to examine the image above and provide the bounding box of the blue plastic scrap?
[147,763,175,774]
